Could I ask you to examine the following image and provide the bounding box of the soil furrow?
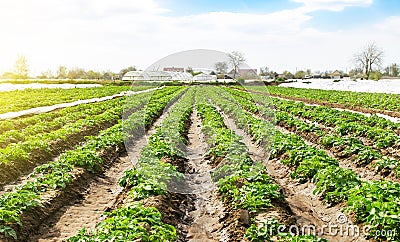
[29,90,181,241]
[185,108,227,242]
[246,105,389,183]
[219,110,369,242]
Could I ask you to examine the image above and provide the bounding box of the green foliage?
[245,219,327,242]
[68,204,176,242]
[223,86,400,241]
[250,85,400,113]
[120,88,194,200]
[0,86,147,114]
[313,166,361,204]
[245,219,282,242]
[0,87,185,238]
[278,234,328,242]
[346,181,400,241]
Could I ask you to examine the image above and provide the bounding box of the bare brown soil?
[185,109,227,241]
[220,110,370,242]
[32,155,131,241]
[11,143,123,242]
[2,92,183,241]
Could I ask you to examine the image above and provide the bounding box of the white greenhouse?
[193,73,217,82]
[122,71,144,81]
[122,71,193,82]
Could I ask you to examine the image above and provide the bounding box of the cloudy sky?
[0,0,399,75]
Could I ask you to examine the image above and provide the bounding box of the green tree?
[120,66,136,79]
[67,67,86,79]
[370,70,382,80]
[86,70,102,79]
[295,70,306,79]
[14,55,29,79]
[282,70,294,79]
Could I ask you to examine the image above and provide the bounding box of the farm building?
[163,67,185,72]
[227,68,258,79]
[122,71,192,81]
[193,73,217,82]
[328,70,342,79]
[122,71,144,81]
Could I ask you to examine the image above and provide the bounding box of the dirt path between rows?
[221,113,370,242]
[30,91,181,242]
[32,156,130,241]
[185,108,227,241]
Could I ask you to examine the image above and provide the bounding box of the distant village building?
[122,71,144,81]
[328,70,342,79]
[227,68,258,79]
[193,73,217,82]
[163,67,184,72]
[122,70,192,81]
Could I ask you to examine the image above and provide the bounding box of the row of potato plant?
[245,85,400,113]
[225,87,400,177]
[68,88,196,241]
[0,98,128,148]
[0,85,151,114]
[198,87,325,242]
[217,87,400,241]
[0,87,185,239]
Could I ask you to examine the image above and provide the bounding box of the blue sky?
[162,0,399,30]
[306,0,400,30]
[162,0,303,15]
[0,0,399,74]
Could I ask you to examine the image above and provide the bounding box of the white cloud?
[292,0,372,11]
[374,16,400,34]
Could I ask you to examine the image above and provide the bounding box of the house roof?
[329,70,341,76]
[228,69,258,76]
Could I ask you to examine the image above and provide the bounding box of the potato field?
[0,85,399,242]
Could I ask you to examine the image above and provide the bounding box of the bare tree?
[353,42,384,80]
[40,69,54,79]
[57,66,68,79]
[228,51,245,79]
[14,55,29,79]
[259,66,270,76]
[386,63,399,77]
[214,61,228,74]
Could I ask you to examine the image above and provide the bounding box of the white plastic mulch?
[279,79,400,95]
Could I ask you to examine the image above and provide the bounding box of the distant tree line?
[260,42,398,81]
[1,55,138,80]
[35,65,137,80]
[3,45,399,81]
